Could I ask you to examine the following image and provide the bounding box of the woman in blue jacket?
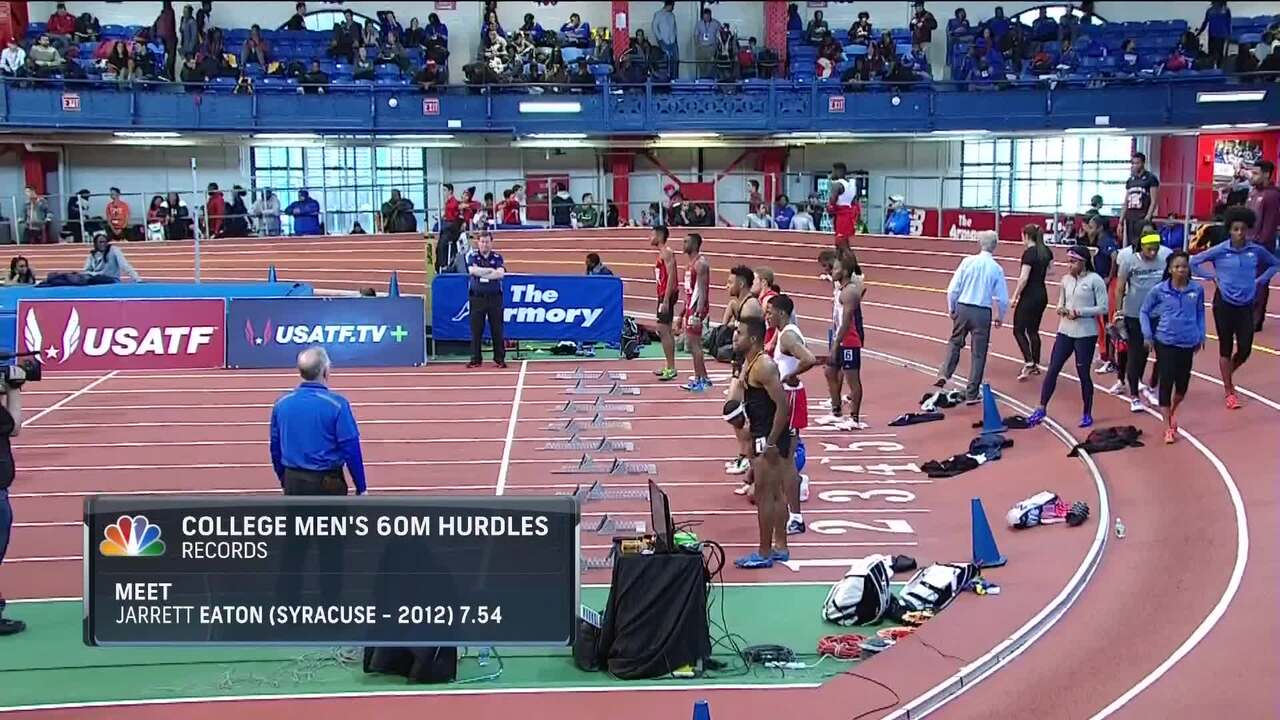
[1140,252,1206,444]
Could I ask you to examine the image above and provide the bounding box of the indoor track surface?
[0,228,1274,719]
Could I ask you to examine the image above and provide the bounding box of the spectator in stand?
[561,13,591,48]
[7,257,36,285]
[574,193,601,228]
[1117,39,1141,74]
[653,0,679,79]
[1056,37,1080,74]
[985,7,1011,45]
[694,7,722,79]
[222,186,250,238]
[519,13,545,45]
[203,183,225,237]
[253,189,281,236]
[551,184,574,227]
[816,34,842,78]
[179,55,205,91]
[460,187,480,228]
[791,204,817,231]
[378,33,409,74]
[195,0,213,41]
[65,190,94,243]
[351,45,375,80]
[350,221,367,234]
[301,60,330,94]
[1198,0,1232,69]
[745,205,772,228]
[503,187,522,225]
[414,59,442,91]
[481,10,505,44]
[145,195,167,239]
[179,5,199,62]
[947,8,972,48]
[83,231,141,283]
[285,190,321,236]
[1247,159,1280,330]
[909,41,931,75]
[1,39,25,77]
[359,23,380,55]
[242,25,269,67]
[425,13,449,48]
[787,3,803,32]
[153,1,177,79]
[747,180,763,214]
[378,190,416,233]
[75,11,101,44]
[106,188,130,240]
[1030,7,1058,43]
[47,3,76,50]
[29,35,65,77]
[850,12,873,46]
[773,195,796,230]
[21,188,50,245]
[330,9,362,63]
[130,35,158,80]
[285,2,308,32]
[805,10,830,45]
[379,11,403,44]
[910,2,937,52]
[509,30,535,69]
[403,17,425,48]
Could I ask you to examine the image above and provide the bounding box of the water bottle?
[478,647,491,667]
[1114,518,1126,539]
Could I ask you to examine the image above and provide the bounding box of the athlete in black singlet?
[731,316,792,569]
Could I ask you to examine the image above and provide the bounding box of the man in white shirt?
[1,39,26,76]
[790,207,816,231]
[651,0,679,79]
[744,207,772,228]
[935,231,1010,403]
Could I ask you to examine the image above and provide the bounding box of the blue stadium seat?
[101,25,127,38]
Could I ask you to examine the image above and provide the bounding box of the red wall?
[1160,130,1280,219]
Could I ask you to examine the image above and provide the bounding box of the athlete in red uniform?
[767,294,818,535]
[753,266,781,354]
[830,162,860,253]
[651,225,679,381]
[501,188,522,225]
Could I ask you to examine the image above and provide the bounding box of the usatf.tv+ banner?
[226,297,425,368]
[16,299,227,371]
[430,274,623,344]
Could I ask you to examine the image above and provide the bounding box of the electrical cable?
[840,669,903,720]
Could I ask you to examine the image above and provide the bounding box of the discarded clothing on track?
[971,415,1033,430]
[889,411,945,427]
[1067,426,1143,457]
[920,390,965,412]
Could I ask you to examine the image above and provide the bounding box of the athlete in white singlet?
[766,294,817,535]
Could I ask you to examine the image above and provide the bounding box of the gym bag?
[822,554,894,626]
[621,316,642,359]
[899,562,978,613]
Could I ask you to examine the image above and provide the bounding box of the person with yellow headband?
[1113,231,1172,412]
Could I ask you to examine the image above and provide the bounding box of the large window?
[250,145,427,234]
[960,135,1133,214]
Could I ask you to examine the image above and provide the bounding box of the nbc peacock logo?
[99,515,166,557]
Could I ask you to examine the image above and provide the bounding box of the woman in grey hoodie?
[1027,244,1109,429]
[83,232,141,283]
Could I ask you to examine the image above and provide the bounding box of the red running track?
[2,228,1274,719]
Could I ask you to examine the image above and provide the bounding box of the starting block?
[555,367,627,382]
[590,514,647,535]
[563,379,641,396]
[552,454,657,476]
[559,478,651,502]
[544,414,633,433]
[549,397,635,415]
[541,434,636,452]
[582,546,618,571]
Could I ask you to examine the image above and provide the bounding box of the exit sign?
[422,98,440,116]
[61,93,81,112]
[828,95,845,113]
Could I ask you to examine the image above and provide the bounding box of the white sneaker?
[818,399,834,410]
[733,483,750,495]
[815,413,842,426]
[725,457,751,475]
[1105,380,1125,395]
[1143,387,1159,406]
[1130,397,1144,413]
[1095,361,1115,374]
[836,417,868,431]
[799,474,810,502]
[724,456,744,469]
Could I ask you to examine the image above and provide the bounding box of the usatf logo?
[23,307,217,363]
[99,515,166,557]
[244,318,275,346]
[244,320,408,346]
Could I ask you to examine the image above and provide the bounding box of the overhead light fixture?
[379,133,455,140]
[1196,90,1266,103]
[1234,122,1269,129]
[518,101,582,113]
[253,132,322,140]
[1065,127,1127,134]
[527,132,588,140]
[113,131,181,139]
[517,139,591,148]
[657,132,721,139]
[930,129,991,136]
[1199,123,1234,130]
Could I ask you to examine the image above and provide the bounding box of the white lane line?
[20,371,118,429]
[495,359,528,496]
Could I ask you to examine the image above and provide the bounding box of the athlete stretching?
[651,225,679,381]
[829,162,861,254]
[680,233,712,392]
[729,316,792,569]
[817,254,866,430]
[766,294,817,534]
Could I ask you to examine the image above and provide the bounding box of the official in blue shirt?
[269,347,368,495]
[1139,252,1205,443]
[936,230,1010,403]
[1190,206,1279,409]
[466,232,507,369]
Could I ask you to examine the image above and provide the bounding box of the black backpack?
[621,316,642,359]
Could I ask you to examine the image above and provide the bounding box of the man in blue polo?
[466,232,508,369]
[269,346,368,496]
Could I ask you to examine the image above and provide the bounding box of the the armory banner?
[84,495,580,646]
[430,274,624,344]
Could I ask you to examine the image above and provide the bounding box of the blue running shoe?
[681,378,708,392]
[733,552,774,569]
[770,549,791,562]
[1079,414,1094,428]
[1027,408,1047,426]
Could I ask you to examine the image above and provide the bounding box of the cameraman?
[0,363,24,635]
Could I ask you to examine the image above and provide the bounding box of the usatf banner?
[17,299,227,371]
[430,274,624,344]
[226,297,425,369]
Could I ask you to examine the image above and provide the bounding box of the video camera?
[0,351,42,389]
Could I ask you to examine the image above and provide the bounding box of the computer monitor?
[648,480,676,553]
